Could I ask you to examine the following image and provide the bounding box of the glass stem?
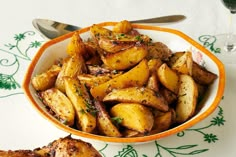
[225,11,236,52]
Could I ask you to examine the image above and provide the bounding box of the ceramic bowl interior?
[23,22,225,144]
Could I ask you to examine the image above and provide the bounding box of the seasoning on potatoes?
[110,103,154,134]
[40,88,75,126]
[103,87,169,112]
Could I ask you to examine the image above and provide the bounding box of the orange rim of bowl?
[22,21,225,143]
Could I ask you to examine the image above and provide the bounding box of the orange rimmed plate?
[22,22,225,144]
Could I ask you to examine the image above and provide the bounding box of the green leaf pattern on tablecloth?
[0,31,43,97]
[0,31,225,156]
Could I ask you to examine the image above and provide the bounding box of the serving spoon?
[32,15,186,40]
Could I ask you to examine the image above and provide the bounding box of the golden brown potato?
[192,62,218,85]
[103,87,169,112]
[98,37,135,53]
[167,51,185,67]
[31,65,61,91]
[176,74,198,123]
[147,42,172,61]
[94,100,122,137]
[146,72,159,92]
[113,20,133,33]
[146,59,163,92]
[151,110,173,134]
[102,46,147,70]
[78,73,121,88]
[64,77,96,133]
[110,103,154,133]
[55,55,87,93]
[101,45,148,70]
[67,31,86,56]
[40,88,75,126]
[171,51,193,75]
[157,63,179,94]
[90,59,149,101]
[90,24,113,41]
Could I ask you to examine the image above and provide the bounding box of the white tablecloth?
[0,0,235,156]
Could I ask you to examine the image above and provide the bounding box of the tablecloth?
[0,0,235,156]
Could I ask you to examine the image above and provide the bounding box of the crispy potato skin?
[103,87,169,112]
[98,37,135,53]
[94,100,122,137]
[40,88,75,126]
[110,103,154,133]
[55,55,87,93]
[171,51,193,75]
[64,77,96,133]
[90,59,149,101]
[31,65,61,91]
[192,62,218,85]
[67,31,86,56]
[176,74,198,123]
[147,42,172,61]
[101,45,148,70]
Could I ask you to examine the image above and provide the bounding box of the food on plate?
[31,20,218,137]
[110,103,154,133]
[175,74,198,123]
[0,135,101,157]
[103,87,169,112]
[40,88,75,126]
[64,77,96,133]
[157,63,179,94]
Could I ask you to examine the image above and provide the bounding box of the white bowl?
[23,22,225,144]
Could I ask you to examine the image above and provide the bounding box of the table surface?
[0,0,235,156]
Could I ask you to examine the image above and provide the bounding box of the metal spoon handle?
[130,15,186,23]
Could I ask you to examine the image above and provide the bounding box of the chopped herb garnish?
[111,117,123,127]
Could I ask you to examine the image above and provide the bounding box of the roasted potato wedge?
[101,45,148,70]
[90,59,149,101]
[167,51,185,67]
[110,103,154,133]
[157,63,179,94]
[171,51,193,75]
[66,31,86,56]
[55,55,87,93]
[64,77,96,133]
[103,87,169,112]
[146,72,159,92]
[40,88,75,126]
[78,73,121,88]
[113,20,133,33]
[32,64,61,91]
[151,110,173,134]
[159,87,177,105]
[176,74,198,123]
[147,42,172,61]
[94,100,122,137]
[98,37,135,53]
[146,58,163,92]
[90,24,113,41]
[192,62,218,85]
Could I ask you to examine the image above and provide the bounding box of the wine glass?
[209,0,236,64]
